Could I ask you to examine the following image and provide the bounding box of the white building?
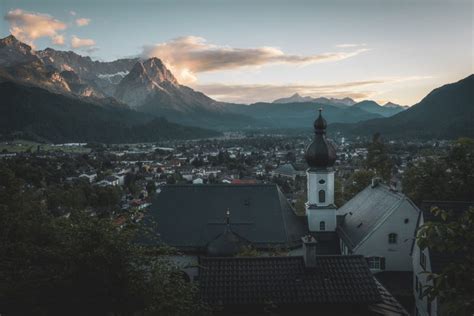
[337,180,420,272]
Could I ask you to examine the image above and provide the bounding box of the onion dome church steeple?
[304,109,337,233]
[305,109,337,169]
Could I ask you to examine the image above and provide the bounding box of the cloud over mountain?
[142,36,369,83]
[71,35,96,48]
[4,9,67,48]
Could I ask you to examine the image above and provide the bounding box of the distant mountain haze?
[332,75,474,138]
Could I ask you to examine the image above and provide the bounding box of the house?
[78,171,97,183]
[271,163,305,180]
[96,175,120,187]
[192,177,203,184]
[199,236,408,315]
[412,201,472,316]
[337,179,420,272]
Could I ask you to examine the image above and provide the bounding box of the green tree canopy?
[0,165,206,315]
[416,206,474,315]
[403,139,474,205]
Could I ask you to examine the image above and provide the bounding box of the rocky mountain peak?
[0,34,38,67]
[141,57,178,85]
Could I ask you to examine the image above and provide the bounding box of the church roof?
[206,225,249,257]
[337,183,419,250]
[199,255,381,306]
[147,184,307,251]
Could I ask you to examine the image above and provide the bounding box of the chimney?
[302,235,317,268]
[371,177,382,188]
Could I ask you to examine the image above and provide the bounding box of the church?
[147,109,416,314]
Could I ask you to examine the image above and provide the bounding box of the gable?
[337,184,411,249]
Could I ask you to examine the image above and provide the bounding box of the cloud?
[192,76,432,104]
[69,11,76,16]
[71,35,96,48]
[142,36,369,83]
[52,34,65,45]
[4,9,67,48]
[75,18,90,26]
[336,43,366,48]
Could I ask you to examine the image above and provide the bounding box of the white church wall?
[307,170,334,206]
[307,207,337,232]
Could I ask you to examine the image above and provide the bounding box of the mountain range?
[0,81,219,143]
[0,34,472,141]
[331,75,474,138]
[273,93,407,117]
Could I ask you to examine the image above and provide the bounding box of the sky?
[1,0,472,105]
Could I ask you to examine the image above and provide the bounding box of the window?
[415,275,419,293]
[427,300,431,316]
[418,281,423,299]
[388,233,398,244]
[319,190,326,203]
[318,179,325,184]
[404,218,409,224]
[420,251,427,270]
[320,221,326,231]
[367,257,385,270]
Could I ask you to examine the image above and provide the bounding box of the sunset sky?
[1,0,472,105]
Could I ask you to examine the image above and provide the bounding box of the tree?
[146,180,157,195]
[366,133,393,181]
[343,170,375,201]
[403,139,474,205]
[416,207,474,315]
[0,166,206,315]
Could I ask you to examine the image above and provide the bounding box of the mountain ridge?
[332,74,474,138]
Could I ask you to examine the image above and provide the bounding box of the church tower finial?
[226,208,231,226]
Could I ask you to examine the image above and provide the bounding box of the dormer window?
[319,190,325,203]
[388,233,398,244]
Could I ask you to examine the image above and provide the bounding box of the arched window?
[320,221,326,231]
[388,233,397,244]
[319,190,326,203]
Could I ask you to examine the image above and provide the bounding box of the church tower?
[304,109,337,232]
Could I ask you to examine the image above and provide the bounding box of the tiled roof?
[368,279,410,315]
[199,255,381,306]
[148,184,307,251]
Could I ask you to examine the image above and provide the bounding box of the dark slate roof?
[199,255,381,306]
[337,184,419,249]
[420,200,473,274]
[149,184,307,251]
[206,227,249,257]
